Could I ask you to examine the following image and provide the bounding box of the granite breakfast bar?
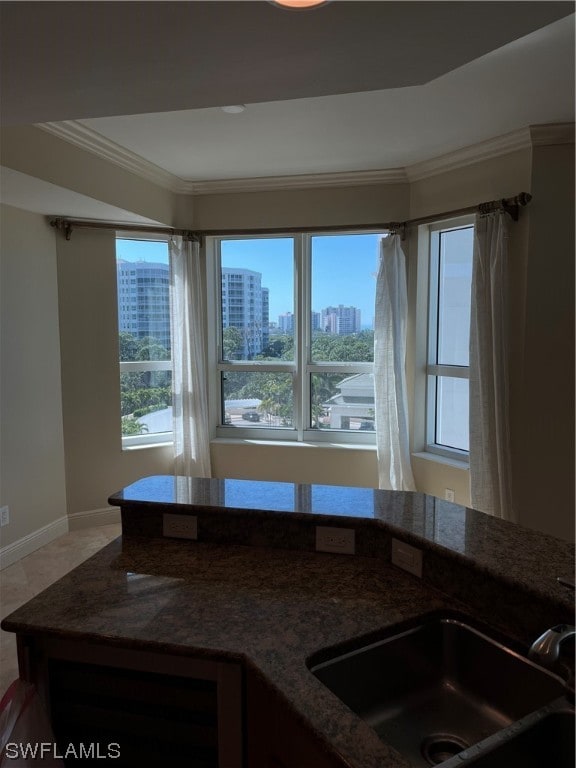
[2,477,574,768]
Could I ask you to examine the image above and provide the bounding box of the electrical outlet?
[444,488,455,502]
[0,506,9,527]
[391,538,423,578]
[163,513,197,540]
[316,526,355,555]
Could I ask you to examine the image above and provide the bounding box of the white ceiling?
[77,13,575,182]
[0,1,574,208]
[1,1,572,125]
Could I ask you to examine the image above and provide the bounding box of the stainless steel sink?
[308,615,572,767]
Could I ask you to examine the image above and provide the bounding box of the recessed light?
[221,105,246,114]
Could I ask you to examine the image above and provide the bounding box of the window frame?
[116,233,173,450]
[424,217,474,461]
[207,231,380,445]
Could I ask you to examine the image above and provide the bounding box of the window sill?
[411,451,469,470]
[211,437,376,451]
[122,441,173,452]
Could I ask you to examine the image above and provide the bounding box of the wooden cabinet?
[16,635,345,768]
[17,636,242,768]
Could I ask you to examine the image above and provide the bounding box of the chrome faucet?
[529,624,576,668]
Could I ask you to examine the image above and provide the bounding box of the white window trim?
[122,432,173,450]
[415,216,473,464]
[207,232,379,445]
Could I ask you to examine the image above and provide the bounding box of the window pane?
[311,234,378,363]
[116,238,172,442]
[437,227,473,366]
[311,372,375,431]
[435,376,469,451]
[220,238,294,361]
[221,372,293,428]
[120,369,172,438]
[116,239,171,361]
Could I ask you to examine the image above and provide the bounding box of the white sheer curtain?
[169,236,212,478]
[469,212,514,520]
[374,234,416,491]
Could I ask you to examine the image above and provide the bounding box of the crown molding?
[37,121,184,192]
[37,121,407,193]
[183,167,408,195]
[406,127,533,182]
[37,120,574,195]
[529,122,574,146]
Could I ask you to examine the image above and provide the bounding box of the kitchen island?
[2,477,574,768]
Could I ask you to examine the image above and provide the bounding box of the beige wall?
[56,228,173,515]
[211,442,378,487]
[1,126,176,226]
[409,150,532,217]
[513,143,574,540]
[0,205,67,546]
[192,183,410,230]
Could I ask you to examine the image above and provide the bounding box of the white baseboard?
[0,516,69,571]
[67,506,121,531]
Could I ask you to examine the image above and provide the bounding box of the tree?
[262,334,294,360]
[310,331,374,362]
[254,375,293,426]
[222,327,244,360]
[119,332,171,416]
[137,341,169,361]
[121,416,149,436]
[119,332,139,362]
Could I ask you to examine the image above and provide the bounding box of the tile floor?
[0,523,122,698]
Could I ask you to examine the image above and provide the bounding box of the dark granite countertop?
[4,477,575,768]
[3,535,467,768]
[110,476,575,616]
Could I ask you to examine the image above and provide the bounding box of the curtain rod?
[48,192,531,241]
[48,219,197,241]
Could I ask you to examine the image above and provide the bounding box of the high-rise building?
[278,312,294,334]
[221,268,268,358]
[321,305,361,335]
[116,260,171,349]
[261,287,269,351]
[278,311,319,334]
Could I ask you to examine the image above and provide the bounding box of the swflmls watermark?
[4,742,121,760]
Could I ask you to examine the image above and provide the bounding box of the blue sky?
[117,234,381,329]
[116,238,169,264]
[222,234,380,328]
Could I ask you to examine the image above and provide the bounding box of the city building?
[221,268,269,358]
[324,373,375,430]
[261,287,270,351]
[116,259,171,349]
[321,305,361,335]
[278,312,294,334]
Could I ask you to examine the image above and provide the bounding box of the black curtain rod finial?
[50,217,73,240]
